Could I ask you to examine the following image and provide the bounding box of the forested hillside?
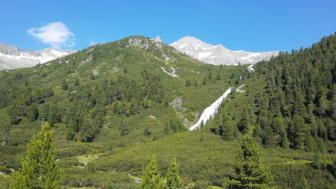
[212,33,336,151]
[1,34,336,188]
[206,33,336,188]
[0,36,246,188]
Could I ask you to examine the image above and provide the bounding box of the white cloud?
[27,22,75,49]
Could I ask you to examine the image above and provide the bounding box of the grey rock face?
[0,42,75,70]
[128,36,151,49]
[0,42,42,57]
[170,36,279,65]
[0,42,20,56]
[128,36,164,49]
[154,36,162,43]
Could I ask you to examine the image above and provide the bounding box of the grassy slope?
[92,126,336,188]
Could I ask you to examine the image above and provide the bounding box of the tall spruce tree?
[138,155,165,189]
[10,122,60,189]
[228,136,274,189]
[166,157,183,189]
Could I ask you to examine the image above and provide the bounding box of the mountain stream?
[189,87,232,130]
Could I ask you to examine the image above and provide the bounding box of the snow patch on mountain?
[161,66,179,77]
[171,36,279,65]
[247,64,255,72]
[0,42,75,70]
[236,84,246,93]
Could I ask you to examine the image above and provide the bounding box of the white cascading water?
[247,64,254,72]
[189,64,255,131]
[189,87,232,130]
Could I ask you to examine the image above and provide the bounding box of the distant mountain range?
[171,36,279,65]
[0,36,278,71]
[0,42,75,70]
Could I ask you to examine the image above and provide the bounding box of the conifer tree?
[228,136,274,189]
[10,122,60,189]
[74,78,80,86]
[27,103,38,122]
[166,157,183,189]
[216,73,221,80]
[298,177,310,189]
[62,80,68,91]
[138,155,164,189]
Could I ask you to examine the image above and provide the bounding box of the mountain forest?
[0,34,336,188]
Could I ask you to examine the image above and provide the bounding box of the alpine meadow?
[1,33,336,189]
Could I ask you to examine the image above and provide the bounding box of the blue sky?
[1,0,335,52]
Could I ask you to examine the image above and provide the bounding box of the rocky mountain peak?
[154,36,162,43]
[170,37,279,65]
[0,42,75,70]
[0,42,41,57]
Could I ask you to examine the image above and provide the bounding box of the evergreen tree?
[216,73,221,80]
[228,136,274,189]
[239,107,251,134]
[264,126,276,148]
[217,115,235,140]
[90,73,95,80]
[48,105,61,127]
[208,72,212,79]
[290,116,307,149]
[61,80,68,91]
[66,120,78,140]
[123,67,128,73]
[185,79,192,86]
[138,155,165,189]
[10,122,60,189]
[120,122,130,136]
[166,157,184,189]
[298,177,310,189]
[27,103,38,122]
[79,118,100,142]
[74,78,80,86]
[202,77,207,85]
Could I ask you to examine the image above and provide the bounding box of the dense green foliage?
[1,34,336,188]
[212,33,336,152]
[138,155,164,189]
[166,157,184,188]
[0,36,245,188]
[228,136,274,188]
[138,155,184,189]
[10,122,60,189]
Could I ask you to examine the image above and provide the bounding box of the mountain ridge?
[171,36,279,65]
[0,42,75,70]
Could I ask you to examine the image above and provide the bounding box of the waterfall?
[189,87,232,130]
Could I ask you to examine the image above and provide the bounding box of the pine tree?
[291,116,307,149]
[208,72,212,79]
[138,155,165,189]
[218,117,235,140]
[61,80,68,91]
[10,122,60,189]
[166,157,183,189]
[27,103,38,122]
[228,136,274,189]
[298,177,310,189]
[239,107,250,134]
[216,73,221,80]
[120,122,130,136]
[74,78,80,86]
[264,126,276,148]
